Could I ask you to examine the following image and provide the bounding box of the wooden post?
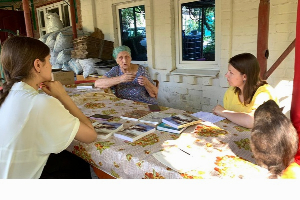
[265,39,295,79]
[22,0,33,37]
[257,0,270,80]
[291,0,300,165]
[69,0,77,39]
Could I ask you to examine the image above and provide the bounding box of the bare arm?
[94,73,135,89]
[137,76,158,98]
[41,81,97,143]
[213,104,254,128]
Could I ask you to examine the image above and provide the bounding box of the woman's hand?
[212,105,254,128]
[121,73,136,82]
[40,81,68,100]
[137,76,149,86]
[212,105,225,116]
[41,81,97,143]
[138,76,158,98]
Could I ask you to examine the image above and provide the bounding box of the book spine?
[139,120,158,125]
[114,133,133,142]
[157,127,179,134]
[133,129,155,141]
[161,119,179,129]
[120,116,139,121]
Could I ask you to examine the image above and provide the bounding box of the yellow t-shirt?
[281,162,300,179]
[223,84,279,113]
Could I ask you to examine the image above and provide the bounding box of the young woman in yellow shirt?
[212,53,278,128]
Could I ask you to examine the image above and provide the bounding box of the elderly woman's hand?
[121,72,136,82]
[137,76,149,86]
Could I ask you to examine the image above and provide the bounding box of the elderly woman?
[95,45,158,104]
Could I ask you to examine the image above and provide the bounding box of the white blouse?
[0,82,79,179]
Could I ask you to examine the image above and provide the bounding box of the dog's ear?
[280,106,284,112]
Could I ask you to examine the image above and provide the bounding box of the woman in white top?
[0,36,97,179]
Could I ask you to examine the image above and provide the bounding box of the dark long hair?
[0,36,50,107]
[229,53,267,105]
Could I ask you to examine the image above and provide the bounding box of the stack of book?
[89,114,113,121]
[120,110,151,121]
[114,123,156,142]
[157,113,202,134]
[138,112,171,125]
[92,121,123,139]
[156,122,186,134]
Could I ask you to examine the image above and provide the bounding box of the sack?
[45,31,60,49]
[50,50,59,66]
[53,27,88,53]
[39,32,51,43]
[68,58,83,75]
[53,32,73,53]
[78,58,101,78]
[56,48,73,64]
[45,13,63,33]
[52,63,63,70]
[62,62,72,71]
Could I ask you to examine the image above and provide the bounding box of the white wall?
[81,0,297,117]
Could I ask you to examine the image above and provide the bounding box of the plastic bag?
[39,32,51,43]
[78,58,101,78]
[53,32,73,53]
[50,50,59,66]
[52,63,63,70]
[68,58,83,75]
[45,31,60,49]
[53,28,89,53]
[56,48,73,64]
[45,13,63,33]
[62,62,72,71]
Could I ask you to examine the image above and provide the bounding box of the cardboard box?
[51,70,75,85]
[76,74,100,81]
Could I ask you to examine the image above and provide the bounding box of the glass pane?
[48,8,60,16]
[40,11,45,28]
[119,5,147,61]
[63,5,70,27]
[181,0,215,61]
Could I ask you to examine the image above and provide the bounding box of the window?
[117,3,147,62]
[36,1,71,36]
[176,0,219,70]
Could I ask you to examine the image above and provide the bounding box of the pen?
[179,148,190,155]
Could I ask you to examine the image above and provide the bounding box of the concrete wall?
[81,0,297,117]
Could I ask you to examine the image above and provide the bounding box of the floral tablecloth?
[64,86,270,179]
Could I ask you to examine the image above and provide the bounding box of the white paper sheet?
[192,111,225,123]
[152,146,206,173]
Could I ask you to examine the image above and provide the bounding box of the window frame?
[115,0,148,65]
[175,0,220,70]
[36,1,71,36]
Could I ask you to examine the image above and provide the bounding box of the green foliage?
[120,5,145,32]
